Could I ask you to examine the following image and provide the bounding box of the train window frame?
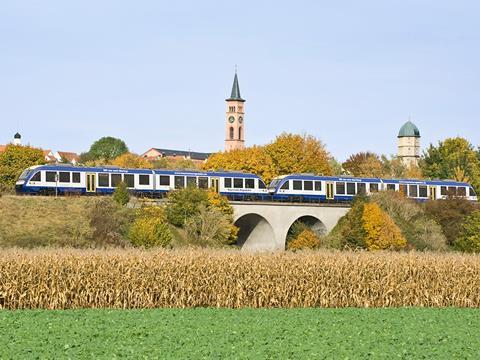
[258,180,266,189]
[346,182,356,195]
[314,181,321,191]
[409,185,418,198]
[336,182,345,195]
[386,184,396,191]
[30,172,41,182]
[440,186,447,195]
[357,183,366,195]
[59,172,70,183]
[369,183,379,193]
[111,174,122,187]
[469,187,477,197]
[139,175,150,186]
[98,173,110,187]
[72,172,80,183]
[187,176,197,187]
[245,178,255,189]
[280,181,289,190]
[304,181,313,191]
[457,187,466,197]
[234,178,244,189]
[198,177,209,189]
[174,176,185,189]
[293,180,302,191]
[448,186,457,196]
[419,185,428,198]
[224,178,232,188]
[46,171,57,183]
[124,174,135,188]
[159,175,170,186]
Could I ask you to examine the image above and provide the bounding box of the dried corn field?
[1,249,479,309]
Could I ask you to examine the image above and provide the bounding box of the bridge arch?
[234,213,276,251]
[285,215,327,248]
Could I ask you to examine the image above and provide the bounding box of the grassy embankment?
[1,308,479,358]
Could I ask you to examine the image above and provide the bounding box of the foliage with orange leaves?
[111,153,153,169]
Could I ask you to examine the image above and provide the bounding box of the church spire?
[227,71,245,102]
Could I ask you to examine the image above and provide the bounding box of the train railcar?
[15,165,269,200]
[268,174,477,202]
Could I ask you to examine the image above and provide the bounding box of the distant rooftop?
[151,148,211,161]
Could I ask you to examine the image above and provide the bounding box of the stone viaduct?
[231,202,350,251]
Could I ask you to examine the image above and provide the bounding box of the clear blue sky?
[1,1,479,161]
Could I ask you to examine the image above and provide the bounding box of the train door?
[326,182,334,200]
[429,186,437,200]
[86,173,96,193]
[210,178,219,193]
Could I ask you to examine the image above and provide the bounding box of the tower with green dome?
[397,120,421,167]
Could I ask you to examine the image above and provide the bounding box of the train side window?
[304,181,313,191]
[469,187,477,197]
[369,183,379,192]
[357,183,366,195]
[139,175,150,186]
[159,175,170,186]
[336,182,345,195]
[419,185,428,198]
[124,174,135,188]
[245,179,255,189]
[187,177,197,187]
[387,184,396,191]
[314,181,321,191]
[46,171,57,182]
[440,186,447,195]
[98,173,110,187]
[30,172,41,182]
[59,172,70,183]
[174,176,185,189]
[448,187,457,196]
[293,180,302,190]
[234,178,243,188]
[258,180,266,189]
[399,185,408,196]
[346,182,356,195]
[457,187,466,197]
[111,174,122,187]
[224,178,232,188]
[72,172,80,183]
[281,181,289,190]
[198,177,209,189]
[409,185,418,197]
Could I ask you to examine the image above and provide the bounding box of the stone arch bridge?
[231,202,350,251]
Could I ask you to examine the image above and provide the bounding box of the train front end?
[15,165,41,194]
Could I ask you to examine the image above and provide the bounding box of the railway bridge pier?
[231,202,350,251]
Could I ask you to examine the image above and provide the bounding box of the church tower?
[397,120,421,167]
[225,71,245,152]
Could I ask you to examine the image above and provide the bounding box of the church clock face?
[228,116,235,123]
[238,117,243,124]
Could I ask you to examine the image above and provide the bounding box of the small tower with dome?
[397,120,420,167]
[13,132,21,146]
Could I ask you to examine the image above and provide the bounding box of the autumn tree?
[82,136,128,162]
[111,152,153,169]
[0,145,45,191]
[455,210,480,253]
[343,152,383,178]
[380,155,407,179]
[421,137,480,191]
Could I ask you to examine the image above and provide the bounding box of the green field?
[1,308,479,359]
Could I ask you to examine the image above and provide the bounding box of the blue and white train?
[15,164,269,199]
[268,174,478,202]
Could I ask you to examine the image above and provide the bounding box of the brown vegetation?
[0,249,479,309]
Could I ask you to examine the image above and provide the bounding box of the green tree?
[113,181,130,206]
[84,136,129,162]
[0,145,45,190]
[129,206,173,248]
[421,137,480,191]
[184,205,232,247]
[455,210,480,253]
[165,187,210,227]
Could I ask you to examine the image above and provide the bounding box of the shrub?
[424,197,478,246]
[288,229,320,250]
[113,181,130,206]
[0,145,44,190]
[372,192,447,251]
[129,206,173,248]
[362,202,407,251]
[455,210,480,253]
[88,198,134,247]
[184,206,232,247]
[328,196,368,249]
[165,187,209,227]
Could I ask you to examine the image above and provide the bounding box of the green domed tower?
[397,120,421,167]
